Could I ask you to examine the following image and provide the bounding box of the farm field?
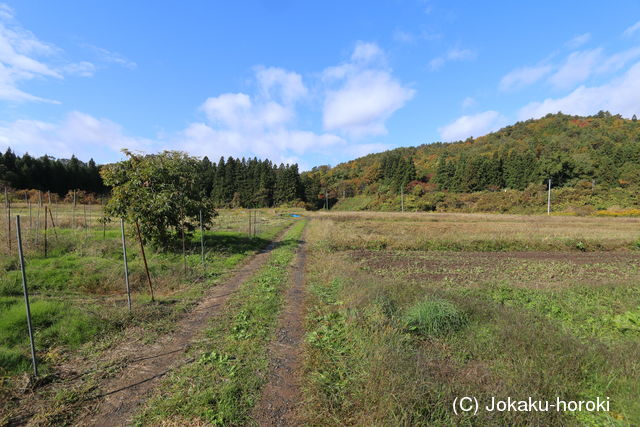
[1,208,639,426]
[0,204,298,425]
[301,212,640,425]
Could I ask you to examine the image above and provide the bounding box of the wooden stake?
[134,221,154,302]
[16,215,38,377]
[47,207,58,240]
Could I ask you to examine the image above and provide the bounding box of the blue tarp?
[290,214,301,218]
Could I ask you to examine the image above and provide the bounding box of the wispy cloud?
[81,43,137,70]
[565,33,591,49]
[499,64,553,91]
[429,47,476,70]
[623,20,640,37]
[461,96,476,108]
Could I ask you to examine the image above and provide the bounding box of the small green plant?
[403,298,468,337]
[576,241,586,251]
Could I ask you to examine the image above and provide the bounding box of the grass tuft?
[403,298,468,337]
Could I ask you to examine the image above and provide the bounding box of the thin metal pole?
[72,190,76,231]
[44,206,48,257]
[120,219,132,311]
[28,201,32,229]
[16,215,38,377]
[547,179,551,215]
[199,210,205,266]
[35,207,40,245]
[6,195,11,251]
[181,220,187,274]
[135,221,155,302]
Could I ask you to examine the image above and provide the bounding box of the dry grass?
[301,213,640,425]
[308,211,640,251]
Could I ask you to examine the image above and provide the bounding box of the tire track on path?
[80,225,295,427]
[252,229,307,426]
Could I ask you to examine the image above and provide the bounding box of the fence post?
[47,206,58,240]
[547,179,551,215]
[120,219,132,311]
[44,206,48,257]
[181,220,187,275]
[6,192,10,251]
[16,215,38,377]
[134,221,155,302]
[199,210,205,267]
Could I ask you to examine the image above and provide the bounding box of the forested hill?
[303,112,640,200]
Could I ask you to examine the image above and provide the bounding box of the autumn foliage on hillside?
[303,112,640,206]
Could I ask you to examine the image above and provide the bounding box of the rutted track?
[252,229,307,426]
[77,224,295,427]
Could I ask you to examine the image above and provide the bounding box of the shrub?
[403,298,468,337]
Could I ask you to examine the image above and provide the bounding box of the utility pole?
[547,179,551,215]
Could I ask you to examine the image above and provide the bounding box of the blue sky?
[2,1,640,169]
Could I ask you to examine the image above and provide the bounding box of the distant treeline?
[200,156,322,208]
[0,149,105,195]
[0,149,324,209]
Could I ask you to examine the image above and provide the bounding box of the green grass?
[0,299,101,373]
[403,298,468,337]
[135,219,307,426]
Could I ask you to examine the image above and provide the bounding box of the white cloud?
[429,47,476,70]
[0,5,116,103]
[0,111,153,160]
[566,33,591,49]
[548,48,602,89]
[623,20,640,37]
[173,66,347,165]
[255,66,307,104]
[322,42,414,138]
[351,41,385,63]
[519,61,640,120]
[438,110,507,141]
[499,64,553,91]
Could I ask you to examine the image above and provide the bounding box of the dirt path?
[74,226,294,427]
[252,231,307,426]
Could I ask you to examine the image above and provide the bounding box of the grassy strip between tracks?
[135,219,307,426]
